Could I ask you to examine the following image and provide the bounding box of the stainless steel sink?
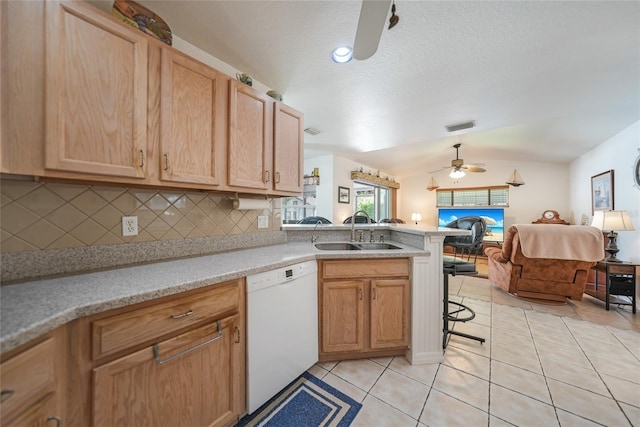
[314,242,403,251]
[315,242,361,250]
[356,243,402,250]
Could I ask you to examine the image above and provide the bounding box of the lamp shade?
[411,212,422,223]
[591,210,636,231]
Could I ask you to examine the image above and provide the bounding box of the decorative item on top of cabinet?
[44,1,149,179]
[159,48,228,186]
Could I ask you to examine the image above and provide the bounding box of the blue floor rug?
[237,371,362,427]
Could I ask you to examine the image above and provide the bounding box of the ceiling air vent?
[445,121,475,133]
[304,127,321,135]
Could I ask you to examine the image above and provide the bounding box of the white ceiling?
[116,1,639,177]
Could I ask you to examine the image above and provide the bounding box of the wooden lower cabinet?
[0,329,66,427]
[65,279,245,427]
[93,315,240,427]
[319,259,410,362]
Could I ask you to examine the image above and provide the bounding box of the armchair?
[485,224,604,303]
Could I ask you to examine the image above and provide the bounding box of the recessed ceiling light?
[331,46,353,63]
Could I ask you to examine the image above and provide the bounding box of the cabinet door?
[93,316,241,427]
[273,103,303,193]
[321,280,365,353]
[44,1,147,179]
[370,279,410,349]
[2,393,58,427]
[228,81,273,190]
[159,49,226,186]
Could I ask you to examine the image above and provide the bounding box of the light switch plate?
[258,216,268,229]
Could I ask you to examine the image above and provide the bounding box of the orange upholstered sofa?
[484,224,604,303]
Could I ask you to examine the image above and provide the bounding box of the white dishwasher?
[246,260,318,414]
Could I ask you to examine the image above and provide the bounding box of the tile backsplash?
[0,179,280,254]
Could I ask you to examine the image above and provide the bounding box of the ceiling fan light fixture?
[331,46,353,63]
[449,169,465,179]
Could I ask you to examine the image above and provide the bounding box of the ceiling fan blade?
[353,0,391,60]
[462,165,486,173]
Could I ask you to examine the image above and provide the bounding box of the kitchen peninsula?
[0,223,467,425]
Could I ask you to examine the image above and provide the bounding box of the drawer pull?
[164,154,170,171]
[275,172,280,183]
[265,170,270,183]
[47,416,62,427]
[0,389,14,403]
[372,288,377,300]
[235,326,240,344]
[170,310,194,319]
[153,320,222,365]
[139,150,145,168]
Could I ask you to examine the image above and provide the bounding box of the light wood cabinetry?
[44,0,148,179]
[0,330,66,427]
[273,102,304,193]
[159,49,228,186]
[67,279,245,426]
[1,1,303,196]
[228,81,273,191]
[93,315,240,427]
[318,259,410,362]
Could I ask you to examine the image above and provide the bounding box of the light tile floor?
[307,275,640,427]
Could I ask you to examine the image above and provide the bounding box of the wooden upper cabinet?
[228,81,273,191]
[274,103,303,193]
[44,1,148,179]
[159,50,227,186]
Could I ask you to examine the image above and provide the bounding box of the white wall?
[397,159,571,228]
[570,121,640,263]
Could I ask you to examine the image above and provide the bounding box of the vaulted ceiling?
[100,1,640,177]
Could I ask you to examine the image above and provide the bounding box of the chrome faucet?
[350,210,371,241]
[311,220,323,243]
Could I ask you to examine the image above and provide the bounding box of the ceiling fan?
[430,143,486,177]
[353,0,397,60]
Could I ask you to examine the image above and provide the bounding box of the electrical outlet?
[122,216,138,236]
[258,216,268,229]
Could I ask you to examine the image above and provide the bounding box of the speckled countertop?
[0,241,428,354]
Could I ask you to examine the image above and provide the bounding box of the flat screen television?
[438,208,505,242]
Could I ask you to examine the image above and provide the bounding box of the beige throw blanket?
[514,224,604,261]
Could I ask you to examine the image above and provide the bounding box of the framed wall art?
[338,186,350,204]
[591,170,614,213]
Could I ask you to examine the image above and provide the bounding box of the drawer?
[0,338,55,416]
[92,281,240,360]
[322,259,410,279]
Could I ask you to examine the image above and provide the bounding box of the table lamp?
[590,210,635,262]
[411,212,422,225]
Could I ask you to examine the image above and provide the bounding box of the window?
[282,184,317,224]
[354,181,390,221]
[436,186,509,207]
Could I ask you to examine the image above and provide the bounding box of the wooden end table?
[584,260,637,313]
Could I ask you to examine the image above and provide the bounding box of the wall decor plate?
[112,0,172,46]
